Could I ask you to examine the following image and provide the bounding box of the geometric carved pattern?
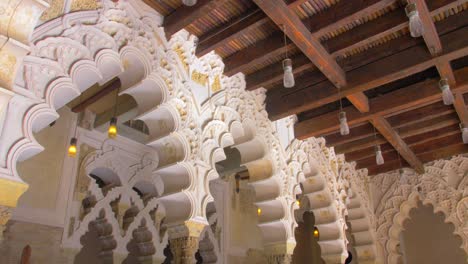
[372,154,468,264]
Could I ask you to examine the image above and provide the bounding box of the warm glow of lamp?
[313,227,320,239]
[257,208,262,216]
[68,137,77,157]
[296,200,300,206]
[108,117,118,139]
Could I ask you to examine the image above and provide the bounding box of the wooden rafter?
[295,66,468,139]
[251,0,347,87]
[370,116,424,173]
[163,0,227,37]
[270,25,468,121]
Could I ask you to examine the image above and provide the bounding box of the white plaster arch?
[373,155,468,264]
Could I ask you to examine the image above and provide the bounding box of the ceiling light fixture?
[282,25,295,88]
[460,123,468,144]
[406,3,424,38]
[182,0,197,6]
[373,125,384,165]
[439,78,454,105]
[313,227,320,239]
[338,88,349,136]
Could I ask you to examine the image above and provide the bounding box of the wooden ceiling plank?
[349,124,460,162]
[347,92,370,113]
[163,0,227,37]
[294,66,468,139]
[252,0,347,88]
[271,25,468,121]
[196,8,269,57]
[223,32,291,76]
[369,117,424,173]
[308,0,396,38]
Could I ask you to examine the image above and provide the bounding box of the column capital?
[167,219,207,240]
[0,205,13,240]
[0,177,28,208]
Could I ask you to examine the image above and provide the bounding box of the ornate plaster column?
[168,220,207,264]
[0,0,49,238]
[265,242,295,264]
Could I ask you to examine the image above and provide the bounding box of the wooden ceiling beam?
[295,66,468,139]
[196,8,269,57]
[454,91,468,125]
[272,25,468,121]
[326,102,455,146]
[346,123,460,161]
[308,0,396,38]
[163,0,227,37]
[223,32,292,76]
[410,0,443,55]
[370,116,424,173]
[365,135,467,175]
[195,0,314,57]
[252,0,347,88]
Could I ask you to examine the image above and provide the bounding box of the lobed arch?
[373,155,468,264]
[288,138,349,263]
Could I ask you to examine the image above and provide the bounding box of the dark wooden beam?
[346,123,460,162]
[325,9,407,58]
[252,0,347,88]
[163,0,227,37]
[72,78,121,113]
[223,32,292,76]
[326,102,455,147]
[308,0,396,38]
[295,66,468,139]
[454,91,468,125]
[365,134,467,175]
[410,0,443,55]
[196,8,269,57]
[274,25,468,122]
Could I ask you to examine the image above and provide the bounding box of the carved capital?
[168,220,207,240]
[0,205,13,240]
[0,177,29,208]
[169,236,199,264]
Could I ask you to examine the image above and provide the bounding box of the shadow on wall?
[292,211,325,264]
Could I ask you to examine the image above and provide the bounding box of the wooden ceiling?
[143,0,468,175]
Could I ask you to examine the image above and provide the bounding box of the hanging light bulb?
[375,145,385,165]
[182,0,197,6]
[283,58,295,88]
[296,199,300,206]
[257,207,262,216]
[460,123,468,144]
[339,111,350,136]
[108,117,118,139]
[439,78,454,105]
[313,227,320,239]
[406,3,424,38]
[68,137,77,157]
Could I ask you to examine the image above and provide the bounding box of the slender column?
[168,220,207,264]
[0,178,28,240]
